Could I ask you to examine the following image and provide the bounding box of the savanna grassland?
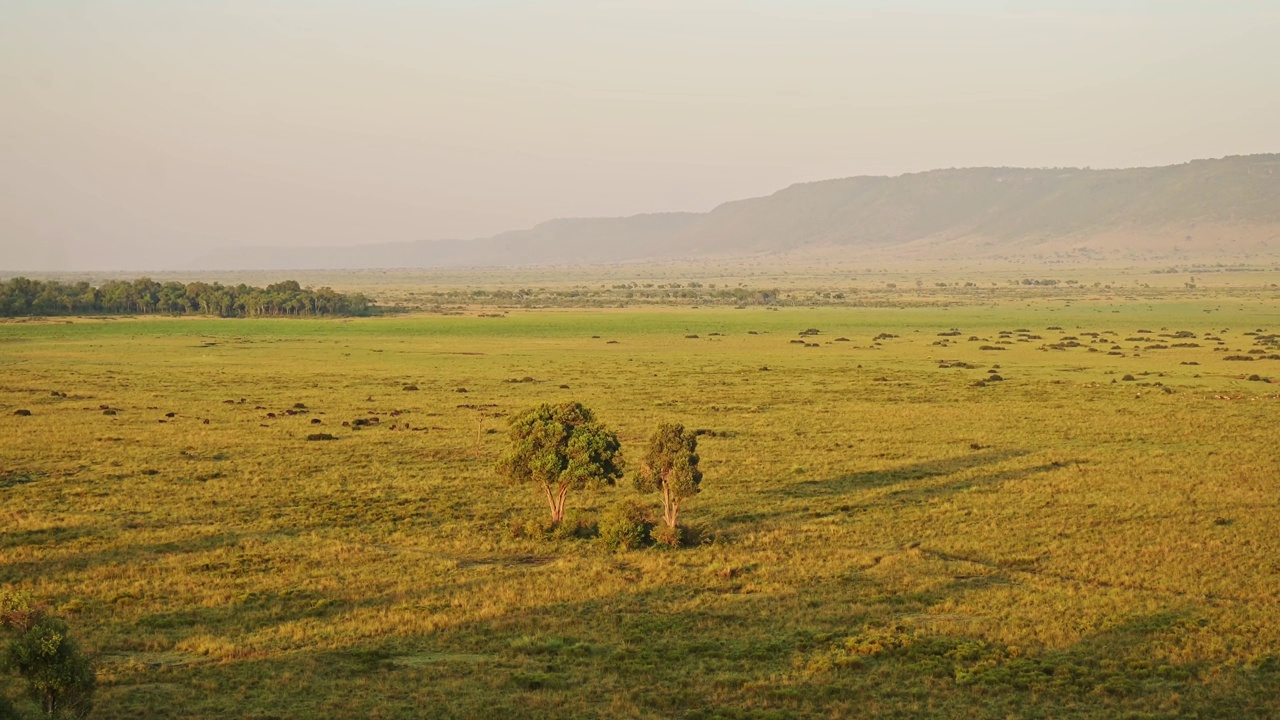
[2,274,1280,718]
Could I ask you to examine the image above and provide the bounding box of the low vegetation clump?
[0,592,96,718]
[598,499,654,550]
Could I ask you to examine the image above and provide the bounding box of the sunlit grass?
[2,284,1279,717]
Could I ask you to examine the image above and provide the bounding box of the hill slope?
[196,154,1280,269]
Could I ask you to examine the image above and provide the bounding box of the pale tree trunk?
[541,482,560,523]
[553,484,571,524]
[542,482,571,524]
[661,485,679,528]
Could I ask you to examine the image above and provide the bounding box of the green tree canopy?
[1,591,95,718]
[634,423,702,529]
[496,402,624,524]
[0,277,373,318]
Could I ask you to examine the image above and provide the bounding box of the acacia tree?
[496,402,624,524]
[0,591,95,718]
[635,423,702,529]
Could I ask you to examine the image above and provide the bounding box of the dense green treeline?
[0,278,375,318]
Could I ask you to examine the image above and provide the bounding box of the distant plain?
[3,266,1279,718]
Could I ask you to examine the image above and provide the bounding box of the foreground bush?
[0,591,95,718]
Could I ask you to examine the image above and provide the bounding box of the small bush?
[680,521,715,547]
[0,472,37,489]
[599,500,653,551]
[652,524,684,548]
[12,409,30,417]
[508,517,554,541]
[306,433,338,441]
[550,510,599,541]
[0,594,96,719]
[508,512,597,542]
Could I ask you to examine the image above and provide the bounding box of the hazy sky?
[2,1,1277,270]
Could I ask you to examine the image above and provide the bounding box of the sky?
[1,1,1277,271]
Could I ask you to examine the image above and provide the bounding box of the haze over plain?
[1,1,1277,271]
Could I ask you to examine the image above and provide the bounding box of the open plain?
[3,271,1280,718]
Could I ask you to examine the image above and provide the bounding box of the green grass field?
[3,282,1280,718]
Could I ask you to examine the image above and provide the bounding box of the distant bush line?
[0,278,376,318]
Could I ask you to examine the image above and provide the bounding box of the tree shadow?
[0,532,248,585]
[778,448,1029,499]
[84,574,1280,720]
[0,524,98,550]
[873,459,1081,508]
[130,586,357,639]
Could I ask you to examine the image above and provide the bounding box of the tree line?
[0,278,375,318]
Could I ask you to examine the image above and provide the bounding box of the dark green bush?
[550,510,599,541]
[599,500,654,551]
[652,524,684,548]
[1,592,95,719]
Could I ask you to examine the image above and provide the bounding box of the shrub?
[4,615,96,717]
[508,517,553,541]
[652,524,684,548]
[679,521,715,547]
[0,592,95,719]
[550,510,598,541]
[598,500,653,551]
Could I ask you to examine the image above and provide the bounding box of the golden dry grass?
[2,279,1279,718]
